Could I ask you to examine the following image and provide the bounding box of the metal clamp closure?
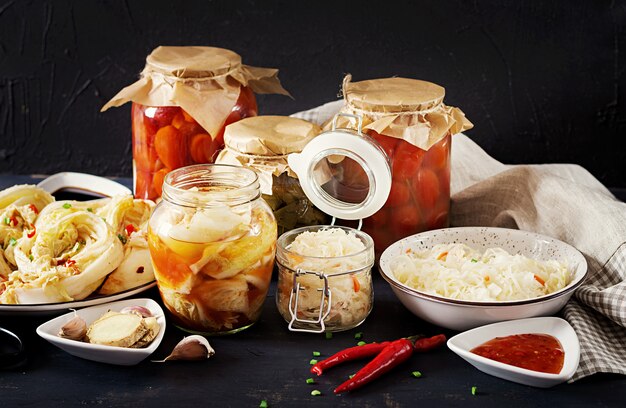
[287,269,332,333]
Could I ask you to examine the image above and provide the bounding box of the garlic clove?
[58,310,87,341]
[153,335,215,362]
[120,305,153,318]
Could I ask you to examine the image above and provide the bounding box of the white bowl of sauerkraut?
[379,227,587,331]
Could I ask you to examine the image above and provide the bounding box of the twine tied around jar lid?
[101,46,290,137]
[215,116,322,195]
[334,74,473,151]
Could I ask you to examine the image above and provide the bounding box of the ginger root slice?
[86,312,147,347]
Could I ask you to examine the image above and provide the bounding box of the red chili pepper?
[65,259,76,267]
[9,216,18,227]
[413,334,447,352]
[334,338,414,394]
[311,342,390,376]
[125,224,136,236]
[28,204,39,215]
[27,224,36,238]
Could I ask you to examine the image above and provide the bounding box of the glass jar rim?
[162,164,260,207]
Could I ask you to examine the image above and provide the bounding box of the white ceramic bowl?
[36,298,165,365]
[447,317,580,387]
[379,227,587,330]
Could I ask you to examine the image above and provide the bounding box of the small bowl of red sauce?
[447,317,579,388]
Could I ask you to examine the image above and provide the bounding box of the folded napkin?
[293,100,626,382]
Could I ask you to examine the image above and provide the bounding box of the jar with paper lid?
[101,46,290,201]
[215,115,330,234]
[333,75,473,253]
[275,114,388,333]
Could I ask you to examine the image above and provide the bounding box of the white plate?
[0,281,156,315]
[36,298,166,365]
[447,317,580,388]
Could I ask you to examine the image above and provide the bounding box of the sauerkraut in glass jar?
[215,116,329,234]
[147,164,277,335]
[333,75,473,253]
[102,46,290,201]
[276,226,374,333]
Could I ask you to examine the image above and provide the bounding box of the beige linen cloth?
[293,100,626,382]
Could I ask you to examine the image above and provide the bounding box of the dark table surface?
[1,175,625,408]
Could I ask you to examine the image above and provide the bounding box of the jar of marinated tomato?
[215,115,329,234]
[101,46,290,201]
[333,75,473,253]
[147,164,277,335]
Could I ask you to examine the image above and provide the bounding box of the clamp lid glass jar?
[147,164,277,335]
[334,75,473,253]
[275,114,390,333]
[101,46,290,200]
[215,116,329,233]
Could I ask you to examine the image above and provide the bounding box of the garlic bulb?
[153,335,215,362]
[58,310,87,341]
[120,305,153,318]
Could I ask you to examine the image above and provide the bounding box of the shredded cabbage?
[391,243,571,301]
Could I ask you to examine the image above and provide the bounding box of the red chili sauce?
[470,333,565,374]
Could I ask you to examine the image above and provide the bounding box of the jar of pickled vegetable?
[333,75,473,253]
[101,46,290,201]
[147,164,277,335]
[215,116,329,234]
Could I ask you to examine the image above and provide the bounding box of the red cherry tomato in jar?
[154,125,190,170]
[413,168,440,210]
[423,134,450,171]
[135,170,157,200]
[152,168,170,198]
[392,205,421,236]
[392,140,423,179]
[367,130,399,159]
[190,134,215,163]
[386,180,410,207]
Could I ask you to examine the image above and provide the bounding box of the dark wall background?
[1,0,625,189]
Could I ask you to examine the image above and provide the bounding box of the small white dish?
[447,317,579,388]
[37,172,132,197]
[36,298,166,366]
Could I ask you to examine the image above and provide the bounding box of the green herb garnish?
[411,371,422,378]
[325,332,333,339]
[3,217,10,225]
[118,234,127,244]
[29,254,34,261]
[312,351,320,357]
[471,258,478,263]
[357,341,366,346]
[309,359,318,365]
[62,203,72,209]
[349,374,355,379]
[86,208,93,213]
[259,400,268,408]
[354,332,363,340]
[310,390,321,396]
[306,378,315,384]
[471,386,477,395]
[9,237,17,246]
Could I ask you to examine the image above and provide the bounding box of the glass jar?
[101,46,290,201]
[215,115,329,234]
[276,226,374,333]
[147,164,277,335]
[131,87,257,200]
[334,75,473,253]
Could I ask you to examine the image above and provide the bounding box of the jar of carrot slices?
[147,164,277,335]
[101,46,289,201]
[333,75,473,253]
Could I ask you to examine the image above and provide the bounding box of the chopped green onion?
[357,341,366,346]
[325,332,332,339]
[471,258,478,263]
[312,351,320,357]
[259,400,268,408]
[3,217,9,225]
[471,386,477,395]
[310,390,321,396]
[309,359,318,365]
[349,374,355,379]
[117,234,127,244]
[9,237,17,246]
[354,332,363,340]
[28,254,33,261]
[62,203,72,209]
[86,208,93,213]
[305,378,315,384]
[411,371,422,378]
